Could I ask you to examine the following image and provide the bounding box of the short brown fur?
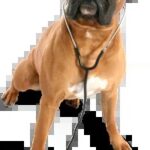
[2,0,131,150]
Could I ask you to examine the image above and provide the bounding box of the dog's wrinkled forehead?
[65,0,116,25]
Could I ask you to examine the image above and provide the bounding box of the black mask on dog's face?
[65,0,116,25]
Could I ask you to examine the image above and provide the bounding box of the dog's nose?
[80,0,97,16]
[81,0,97,8]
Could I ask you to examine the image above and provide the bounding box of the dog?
[1,0,131,150]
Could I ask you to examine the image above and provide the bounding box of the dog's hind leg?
[65,99,80,109]
[1,56,39,106]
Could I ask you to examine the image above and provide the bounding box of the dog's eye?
[69,0,76,2]
[70,0,80,4]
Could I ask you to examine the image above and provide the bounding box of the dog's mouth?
[79,1,97,17]
[65,0,116,25]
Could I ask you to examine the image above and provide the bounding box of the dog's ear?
[115,0,126,14]
[65,0,82,19]
[96,0,116,25]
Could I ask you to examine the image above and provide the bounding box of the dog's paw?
[65,99,80,109]
[111,135,132,150]
[1,87,19,107]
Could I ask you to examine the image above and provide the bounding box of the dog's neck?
[66,18,118,67]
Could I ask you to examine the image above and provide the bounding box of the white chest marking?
[68,77,108,99]
[85,31,93,39]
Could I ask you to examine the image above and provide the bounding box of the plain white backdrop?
[0,0,150,149]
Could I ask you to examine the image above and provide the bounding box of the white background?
[0,0,150,150]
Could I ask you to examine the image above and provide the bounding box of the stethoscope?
[62,1,126,149]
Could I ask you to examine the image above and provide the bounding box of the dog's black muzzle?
[65,0,116,25]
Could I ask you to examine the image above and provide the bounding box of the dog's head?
[64,0,118,25]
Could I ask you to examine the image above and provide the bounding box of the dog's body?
[2,0,131,150]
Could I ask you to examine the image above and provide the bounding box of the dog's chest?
[68,77,108,99]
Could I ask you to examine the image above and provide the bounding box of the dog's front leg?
[31,96,59,150]
[101,87,131,150]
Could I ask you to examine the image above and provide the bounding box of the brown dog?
[1,0,131,150]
